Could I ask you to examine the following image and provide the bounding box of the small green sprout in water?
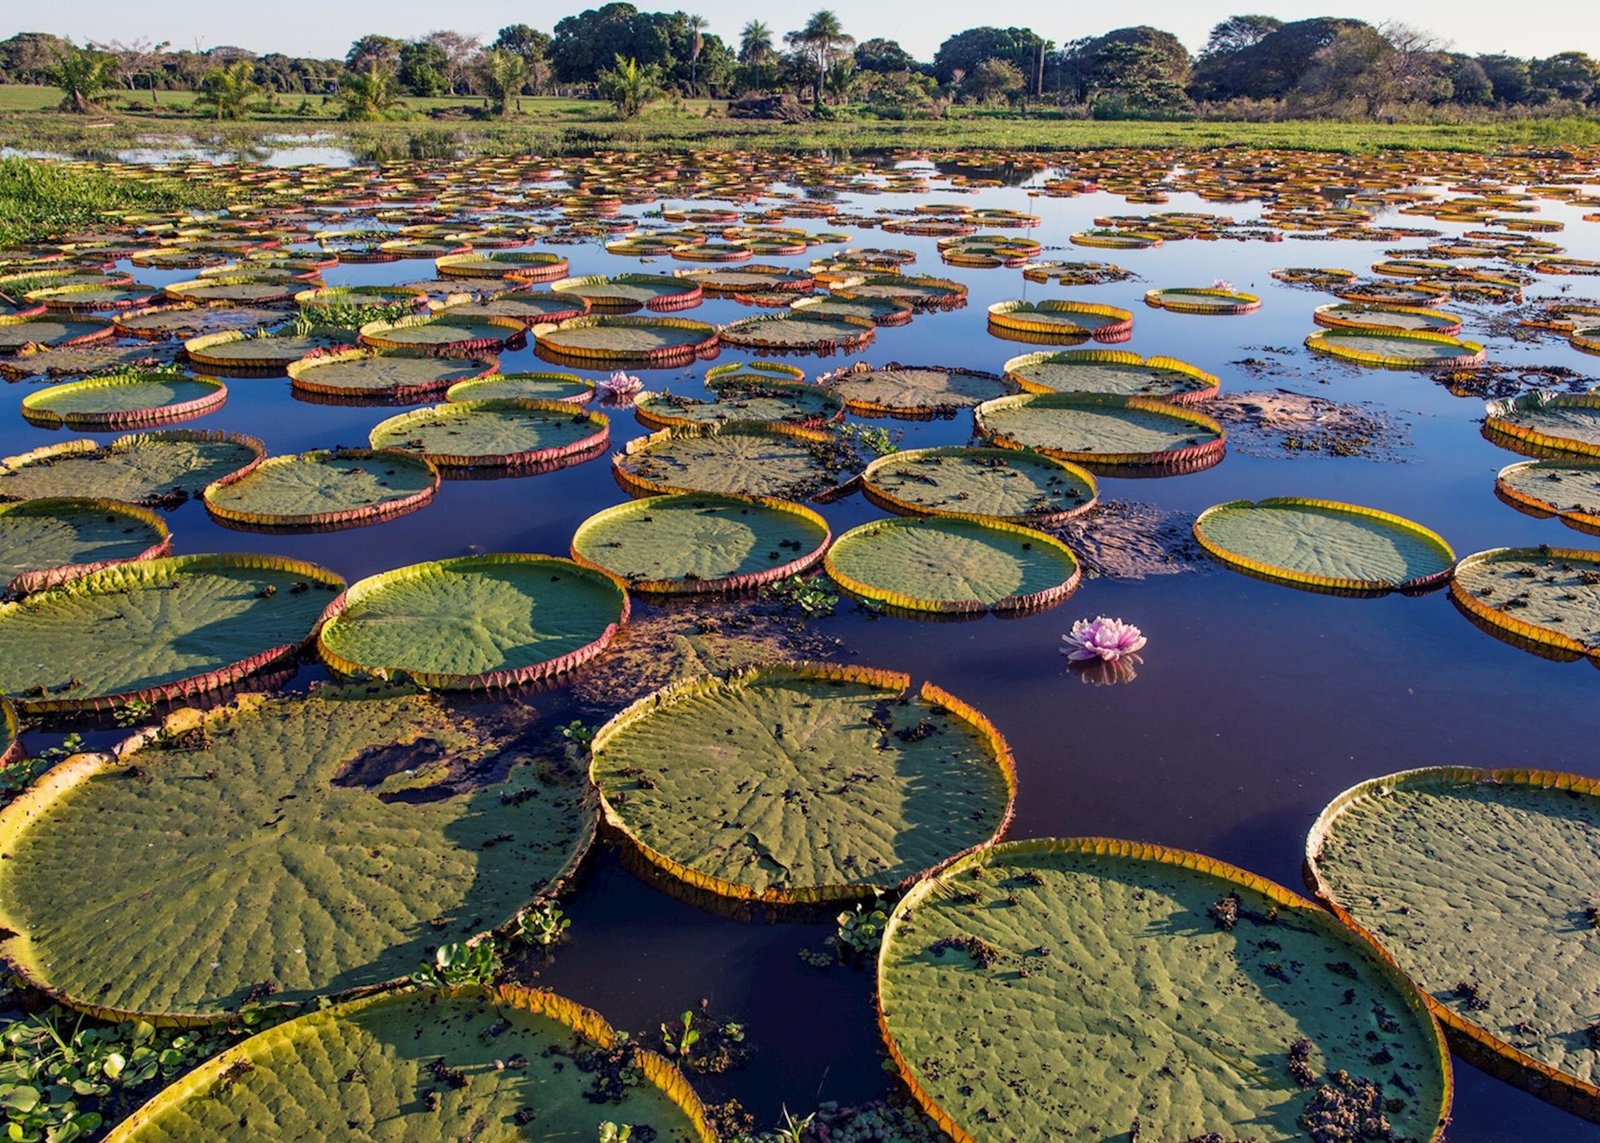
[778,1106,816,1142]
[835,896,890,960]
[411,940,499,987]
[597,1124,634,1143]
[836,422,902,457]
[761,576,838,617]
[517,899,571,948]
[659,1010,699,1060]
[560,720,595,749]
[113,698,156,728]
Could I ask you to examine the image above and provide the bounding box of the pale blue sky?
[3,0,1590,61]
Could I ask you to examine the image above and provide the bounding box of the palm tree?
[47,43,119,114]
[686,15,709,94]
[476,49,529,118]
[339,60,405,121]
[784,11,853,105]
[739,21,773,65]
[195,60,262,121]
[598,55,661,119]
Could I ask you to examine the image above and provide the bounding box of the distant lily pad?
[591,663,1015,904]
[825,517,1079,614]
[861,446,1097,525]
[445,371,595,404]
[572,493,830,593]
[434,251,569,282]
[0,315,114,355]
[1144,286,1261,314]
[184,330,352,373]
[0,498,170,597]
[1484,392,1600,458]
[614,424,860,500]
[534,315,719,365]
[833,274,967,312]
[1308,766,1600,1114]
[107,986,712,1139]
[0,687,595,1021]
[0,553,343,714]
[1313,302,1463,335]
[879,838,1451,1143]
[550,273,702,312]
[21,372,226,430]
[203,448,439,531]
[369,399,609,470]
[318,555,629,688]
[1450,546,1600,663]
[1496,460,1600,534]
[358,313,524,356]
[718,312,875,353]
[1194,498,1456,594]
[635,374,843,430]
[1305,328,1485,368]
[286,349,496,402]
[0,430,264,508]
[976,392,1226,469]
[162,276,297,305]
[430,290,589,327]
[791,294,914,325]
[817,363,1016,418]
[987,299,1134,342]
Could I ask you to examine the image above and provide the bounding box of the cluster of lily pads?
[0,143,1598,1141]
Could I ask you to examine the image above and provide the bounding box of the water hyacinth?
[1061,616,1146,662]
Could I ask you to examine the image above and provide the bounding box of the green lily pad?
[550,273,702,312]
[1305,329,1485,368]
[1193,498,1456,594]
[0,553,343,714]
[0,696,18,769]
[534,316,719,365]
[358,313,523,355]
[24,282,163,312]
[20,373,226,430]
[432,290,590,326]
[1449,546,1600,662]
[1312,302,1462,333]
[976,392,1227,469]
[0,316,113,354]
[286,350,495,402]
[445,372,596,404]
[590,663,1015,904]
[0,498,170,597]
[1002,349,1219,404]
[1484,393,1600,458]
[435,251,569,281]
[833,275,967,311]
[571,493,830,593]
[107,986,712,1140]
[0,686,595,1021]
[318,555,629,688]
[614,424,860,501]
[825,517,1079,613]
[163,276,296,305]
[678,265,815,294]
[718,313,875,353]
[0,430,265,508]
[879,838,1451,1143]
[1496,460,1600,534]
[369,399,609,470]
[860,446,1097,525]
[184,330,352,373]
[1307,766,1600,1113]
[115,305,287,341]
[791,294,914,325]
[635,375,843,430]
[203,448,439,531]
[817,363,1016,418]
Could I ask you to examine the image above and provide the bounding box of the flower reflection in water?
[1070,654,1143,687]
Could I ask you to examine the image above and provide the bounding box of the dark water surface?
[5,154,1599,1140]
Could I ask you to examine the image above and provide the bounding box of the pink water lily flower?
[598,370,643,401]
[1211,278,1235,292]
[1061,616,1147,662]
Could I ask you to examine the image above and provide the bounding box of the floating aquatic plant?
[1061,616,1147,662]
[599,369,643,404]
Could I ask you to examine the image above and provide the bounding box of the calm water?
[5,154,1599,1140]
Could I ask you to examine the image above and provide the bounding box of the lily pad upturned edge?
[0,497,173,597]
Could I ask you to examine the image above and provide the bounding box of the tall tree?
[784,11,854,105]
[686,14,708,93]
[932,27,1049,90]
[854,38,917,74]
[94,37,171,103]
[425,31,482,95]
[345,35,403,73]
[739,21,773,64]
[1199,16,1282,60]
[340,59,405,119]
[397,41,448,97]
[477,48,530,116]
[492,25,552,94]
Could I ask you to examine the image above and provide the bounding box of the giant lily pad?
[0,430,264,508]
[358,313,524,356]
[446,371,595,404]
[635,369,842,430]
[1003,349,1219,405]
[286,349,496,402]
[0,498,170,597]
[861,446,1097,525]
[20,372,226,430]
[590,663,1015,904]
[1449,546,1600,663]
[833,275,967,311]
[0,686,595,1021]
[24,282,163,312]
[571,493,830,593]
[0,553,343,713]
[1313,302,1463,335]
[203,449,439,531]
[976,392,1226,469]
[791,294,914,325]
[879,838,1451,1143]
[318,555,629,688]
[0,696,18,770]
[1193,498,1456,594]
[1484,393,1600,458]
[614,424,860,500]
[550,273,702,312]
[1496,460,1600,534]
[816,363,1016,419]
[986,300,1134,342]
[0,315,114,355]
[106,986,712,1140]
[825,517,1079,614]
[184,329,352,373]
[1307,766,1600,1114]
[162,276,297,305]
[434,251,569,282]
[431,289,590,327]
[718,312,875,353]
[369,399,609,470]
[1305,328,1485,368]
[534,315,719,365]
[1143,286,1261,314]
[114,305,287,342]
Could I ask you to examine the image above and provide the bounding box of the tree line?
[3,10,1597,121]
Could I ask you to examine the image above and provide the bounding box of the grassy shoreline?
[1,87,1597,157]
